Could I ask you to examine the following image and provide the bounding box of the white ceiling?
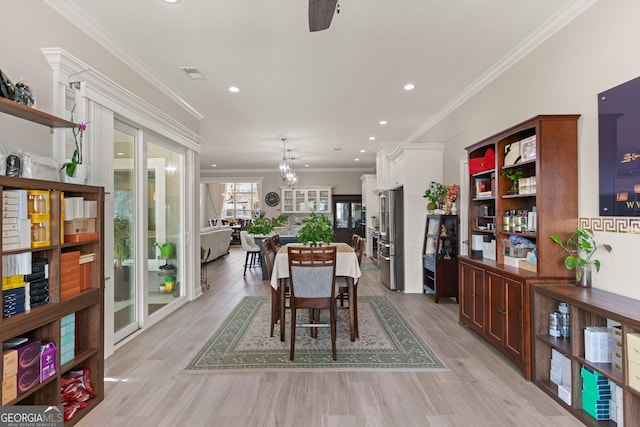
[48,0,592,172]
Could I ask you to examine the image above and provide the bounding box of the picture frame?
[520,135,537,161]
[504,141,521,166]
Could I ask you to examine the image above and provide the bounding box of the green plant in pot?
[423,181,447,211]
[247,218,274,235]
[296,212,334,246]
[114,216,131,269]
[550,229,612,288]
[501,167,524,194]
[272,214,288,227]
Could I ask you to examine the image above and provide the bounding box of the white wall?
[414,0,640,300]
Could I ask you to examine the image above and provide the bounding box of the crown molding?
[406,0,599,143]
[44,0,204,120]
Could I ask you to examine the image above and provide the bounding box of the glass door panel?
[147,140,183,316]
[113,123,137,340]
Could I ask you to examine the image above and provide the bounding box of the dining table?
[270,242,362,342]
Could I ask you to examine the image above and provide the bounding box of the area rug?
[361,261,381,270]
[185,295,446,372]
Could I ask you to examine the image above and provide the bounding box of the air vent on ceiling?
[180,67,204,79]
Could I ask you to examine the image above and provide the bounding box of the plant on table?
[247,218,274,235]
[501,167,524,194]
[550,229,612,286]
[296,212,334,247]
[423,181,447,210]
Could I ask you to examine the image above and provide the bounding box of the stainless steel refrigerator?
[379,187,404,291]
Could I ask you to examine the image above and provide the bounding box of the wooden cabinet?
[422,214,459,303]
[0,103,104,425]
[532,285,640,426]
[459,260,485,334]
[460,115,580,379]
[281,187,331,213]
[486,271,524,363]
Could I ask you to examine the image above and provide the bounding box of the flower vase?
[575,264,592,288]
[451,202,458,215]
[63,164,88,185]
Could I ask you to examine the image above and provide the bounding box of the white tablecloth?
[270,243,362,289]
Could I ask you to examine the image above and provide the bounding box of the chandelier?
[279,138,298,188]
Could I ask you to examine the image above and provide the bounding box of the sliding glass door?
[113,120,185,343]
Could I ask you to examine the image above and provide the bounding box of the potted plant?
[272,214,288,227]
[247,218,274,235]
[296,212,334,246]
[501,167,524,194]
[423,181,447,211]
[60,105,89,181]
[550,229,612,287]
[113,215,131,301]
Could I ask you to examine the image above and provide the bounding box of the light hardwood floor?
[78,247,582,427]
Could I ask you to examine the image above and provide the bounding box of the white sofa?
[200,226,233,261]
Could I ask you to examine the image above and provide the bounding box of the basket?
[502,239,534,258]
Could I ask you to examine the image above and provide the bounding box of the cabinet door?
[504,278,524,361]
[282,189,294,212]
[486,272,505,348]
[318,189,330,212]
[294,190,306,212]
[459,262,485,333]
[307,189,318,212]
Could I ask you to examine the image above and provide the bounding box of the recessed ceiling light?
[403,83,415,91]
[180,67,204,79]
[211,164,217,167]
[355,158,360,162]
[379,120,388,125]
[305,164,309,168]
[360,149,366,153]
[116,152,124,156]
[229,86,240,93]
[164,0,179,3]
[369,136,375,141]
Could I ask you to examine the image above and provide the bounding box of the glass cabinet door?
[282,189,294,212]
[295,190,306,212]
[307,189,318,212]
[318,190,330,212]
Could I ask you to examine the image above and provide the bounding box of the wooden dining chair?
[262,239,281,337]
[338,236,364,306]
[287,246,338,361]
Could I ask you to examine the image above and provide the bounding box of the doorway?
[332,195,363,244]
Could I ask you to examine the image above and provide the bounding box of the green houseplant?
[247,218,274,235]
[114,216,131,269]
[550,229,612,287]
[272,214,289,227]
[296,212,334,246]
[501,167,524,194]
[423,181,447,210]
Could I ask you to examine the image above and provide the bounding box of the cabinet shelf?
[422,214,459,303]
[0,97,74,128]
[461,115,580,381]
[532,285,640,426]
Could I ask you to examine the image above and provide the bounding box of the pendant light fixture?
[279,138,290,178]
[285,150,298,189]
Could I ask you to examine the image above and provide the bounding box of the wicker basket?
[502,239,534,258]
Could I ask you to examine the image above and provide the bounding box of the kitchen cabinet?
[532,284,640,426]
[0,101,104,425]
[422,214,459,303]
[281,187,331,213]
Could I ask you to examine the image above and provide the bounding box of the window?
[223,182,261,219]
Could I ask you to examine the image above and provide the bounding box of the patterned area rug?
[185,296,446,372]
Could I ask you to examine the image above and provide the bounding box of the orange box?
[3,349,17,379]
[79,262,91,291]
[64,233,98,243]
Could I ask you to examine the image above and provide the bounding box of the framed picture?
[504,142,521,166]
[520,136,537,161]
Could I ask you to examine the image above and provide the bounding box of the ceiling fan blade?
[309,0,339,32]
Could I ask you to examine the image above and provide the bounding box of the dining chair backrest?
[272,234,281,249]
[287,246,337,299]
[262,238,276,279]
[240,230,259,252]
[351,234,359,248]
[355,236,365,265]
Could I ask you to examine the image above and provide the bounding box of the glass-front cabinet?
[422,214,459,303]
[281,187,332,213]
